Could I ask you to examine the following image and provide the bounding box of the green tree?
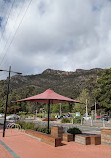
[95,68,111,111]
[74,89,92,115]
[61,103,71,113]
[51,104,60,113]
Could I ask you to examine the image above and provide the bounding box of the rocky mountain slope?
[0,68,103,99]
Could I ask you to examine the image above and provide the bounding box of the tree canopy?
[95,68,111,111]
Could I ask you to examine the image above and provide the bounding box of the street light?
[0,69,22,75]
[0,66,22,137]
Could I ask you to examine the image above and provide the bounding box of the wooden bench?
[62,133,73,142]
[25,130,61,147]
[75,134,101,145]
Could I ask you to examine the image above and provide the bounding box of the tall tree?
[74,89,92,115]
[95,68,111,111]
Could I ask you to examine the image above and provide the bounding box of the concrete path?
[0,129,111,158]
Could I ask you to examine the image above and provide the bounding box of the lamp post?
[0,66,22,137]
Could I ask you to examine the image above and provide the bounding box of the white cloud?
[0,0,111,79]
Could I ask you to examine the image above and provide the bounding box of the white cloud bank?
[0,0,111,79]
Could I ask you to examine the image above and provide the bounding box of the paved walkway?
[0,143,13,158]
[0,129,111,158]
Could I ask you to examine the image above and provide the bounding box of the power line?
[0,0,33,67]
[0,52,10,68]
[0,0,16,45]
[0,0,26,67]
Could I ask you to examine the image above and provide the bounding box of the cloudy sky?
[0,0,111,79]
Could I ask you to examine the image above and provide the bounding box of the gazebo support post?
[47,99,51,134]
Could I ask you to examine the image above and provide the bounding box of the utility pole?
[0,66,22,137]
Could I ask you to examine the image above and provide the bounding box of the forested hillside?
[0,68,104,113]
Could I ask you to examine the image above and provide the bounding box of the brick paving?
[0,144,13,158]
[0,129,111,158]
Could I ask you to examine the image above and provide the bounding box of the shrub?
[16,121,51,134]
[73,117,81,124]
[61,118,71,123]
[67,127,82,140]
[25,122,35,129]
[17,121,26,129]
[35,126,51,134]
[51,113,57,118]
[37,113,43,118]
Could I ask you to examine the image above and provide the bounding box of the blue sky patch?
[38,1,46,15]
[3,0,11,2]
[0,17,3,27]
[92,5,101,12]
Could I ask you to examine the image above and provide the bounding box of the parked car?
[55,115,61,119]
[67,114,73,118]
[6,114,20,120]
[96,115,101,119]
[83,114,91,120]
[61,114,66,118]
[0,113,4,118]
[101,114,108,121]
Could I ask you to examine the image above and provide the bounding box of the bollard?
[72,118,73,124]
[91,118,93,126]
[81,118,83,125]
[103,118,105,127]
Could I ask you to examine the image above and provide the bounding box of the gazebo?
[17,89,81,133]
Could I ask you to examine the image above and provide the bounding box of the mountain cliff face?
[0,68,103,99]
[42,68,102,76]
[42,69,74,75]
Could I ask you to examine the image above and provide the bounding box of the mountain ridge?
[42,68,103,75]
[3,67,103,97]
[0,67,104,113]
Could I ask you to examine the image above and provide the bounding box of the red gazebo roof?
[17,89,81,104]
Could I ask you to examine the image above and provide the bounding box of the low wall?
[25,130,61,147]
[75,134,101,145]
[51,126,63,139]
[62,133,73,142]
[101,127,111,146]
[90,134,101,145]
[75,134,91,145]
